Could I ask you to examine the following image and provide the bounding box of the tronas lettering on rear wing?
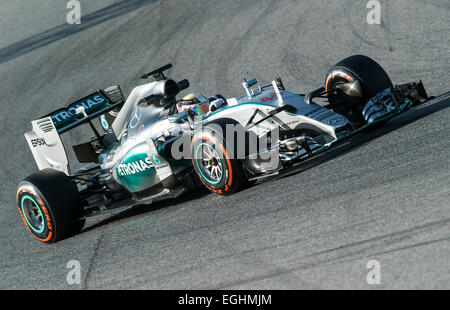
[47,90,122,134]
[25,86,125,175]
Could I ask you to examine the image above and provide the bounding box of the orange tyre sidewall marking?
[192,135,233,194]
[17,185,53,242]
[325,71,354,93]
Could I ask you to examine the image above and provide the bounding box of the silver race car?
[17,55,428,243]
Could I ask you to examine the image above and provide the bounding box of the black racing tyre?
[16,168,85,243]
[325,55,393,126]
[191,121,248,195]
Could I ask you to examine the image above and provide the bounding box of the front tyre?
[325,55,393,127]
[16,169,85,243]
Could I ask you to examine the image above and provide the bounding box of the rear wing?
[25,86,125,174]
[44,86,125,134]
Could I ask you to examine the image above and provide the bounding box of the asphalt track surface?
[0,0,449,289]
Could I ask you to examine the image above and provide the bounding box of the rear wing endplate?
[25,117,70,174]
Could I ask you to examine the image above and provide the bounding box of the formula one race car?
[17,55,428,243]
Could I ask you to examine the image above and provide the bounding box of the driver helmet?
[177,93,210,116]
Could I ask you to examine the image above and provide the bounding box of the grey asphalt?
[0,0,449,289]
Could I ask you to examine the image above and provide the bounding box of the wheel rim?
[21,195,45,234]
[195,142,223,184]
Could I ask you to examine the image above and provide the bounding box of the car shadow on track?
[79,92,450,233]
[79,186,211,234]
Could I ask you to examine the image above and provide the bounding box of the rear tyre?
[16,169,85,243]
[325,55,393,127]
[191,122,247,195]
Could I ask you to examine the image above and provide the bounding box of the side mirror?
[243,78,258,98]
[243,78,257,89]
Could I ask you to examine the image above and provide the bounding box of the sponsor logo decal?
[117,156,154,176]
[31,138,47,147]
[260,91,284,103]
